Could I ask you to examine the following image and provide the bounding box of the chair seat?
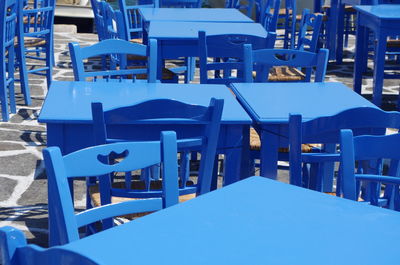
[387,39,400,48]
[15,37,46,48]
[250,128,315,152]
[129,38,143,44]
[89,181,196,219]
[266,66,305,82]
[270,8,293,16]
[322,5,354,12]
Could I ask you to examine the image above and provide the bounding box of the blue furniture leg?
[354,21,367,95]
[328,0,339,60]
[260,125,279,179]
[223,125,244,185]
[372,30,387,107]
[322,143,336,192]
[336,3,345,64]
[240,125,250,179]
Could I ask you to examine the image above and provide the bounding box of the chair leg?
[7,49,16,114]
[16,42,31,105]
[0,80,9,122]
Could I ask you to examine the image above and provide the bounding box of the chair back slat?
[297,9,323,52]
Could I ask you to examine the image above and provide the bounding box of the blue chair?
[288,107,400,194]
[89,98,223,211]
[296,9,323,52]
[259,0,281,34]
[68,39,157,83]
[198,31,276,84]
[1,226,101,264]
[276,0,296,49]
[118,0,158,41]
[90,0,107,41]
[340,130,400,211]
[243,46,329,82]
[0,0,18,121]
[44,132,179,246]
[16,0,55,104]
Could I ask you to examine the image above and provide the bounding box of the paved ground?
[0,26,399,247]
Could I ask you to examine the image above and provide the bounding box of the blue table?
[38,81,251,184]
[139,8,253,24]
[28,177,400,264]
[353,5,400,106]
[231,82,378,181]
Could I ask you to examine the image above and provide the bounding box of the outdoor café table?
[38,81,252,185]
[146,21,270,79]
[139,8,253,25]
[353,4,400,107]
[52,177,400,265]
[230,82,378,186]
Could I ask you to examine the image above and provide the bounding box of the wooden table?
[231,82,378,182]
[353,4,400,107]
[13,177,400,264]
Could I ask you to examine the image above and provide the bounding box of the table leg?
[372,30,387,107]
[240,125,250,179]
[223,125,244,185]
[327,0,339,60]
[260,127,278,179]
[336,3,345,64]
[353,20,368,95]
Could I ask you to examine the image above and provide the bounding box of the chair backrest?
[90,0,106,41]
[91,98,224,196]
[68,38,157,82]
[288,107,400,187]
[103,2,125,40]
[243,45,329,82]
[1,0,18,49]
[19,0,55,34]
[0,226,101,264]
[118,0,159,40]
[340,130,400,211]
[259,0,281,32]
[44,133,179,245]
[198,31,275,84]
[161,0,202,7]
[297,9,323,52]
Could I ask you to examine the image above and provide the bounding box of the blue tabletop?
[60,177,400,265]
[139,8,253,23]
[148,21,268,39]
[38,81,251,124]
[231,82,377,123]
[354,4,400,19]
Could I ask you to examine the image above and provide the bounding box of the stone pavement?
[0,26,398,247]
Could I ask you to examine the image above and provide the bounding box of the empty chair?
[68,39,157,83]
[89,98,223,211]
[259,0,281,34]
[198,31,275,84]
[296,9,323,52]
[243,46,329,82]
[0,0,18,121]
[288,107,400,194]
[16,0,55,104]
[45,132,179,246]
[275,0,296,49]
[90,0,107,41]
[340,130,400,211]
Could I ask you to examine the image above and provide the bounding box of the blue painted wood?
[198,30,275,84]
[138,7,253,23]
[89,0,107,41]
[341,130,400,210]
[259,0,281,33]
[0,0,18,121]
[3,177,400,264]
[297,10,323,52]
[38,81,251,187]
[90,98,223,199]
[68,39,157,83]
[243,46,329,82]
[353,4,400,106]
[277,0,296,49]
[231,82,378,179]
[288,107,400,191]
[160,0,202,7]
[16,0,55,103]
[44,133,179,246]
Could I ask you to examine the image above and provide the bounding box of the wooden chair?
[44,132,179,246]
[259,0,281,34]
[296,9,323,52]
[0,0,18,121]
[89,98,223,212]
[89,0,107,41]
[243,46,329,82]
[68,39,157,83]
[275,0,296,49]
[288,107,400,194]
[16,0,55,105]
[198,31,276,85]
[340,130,400,211]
